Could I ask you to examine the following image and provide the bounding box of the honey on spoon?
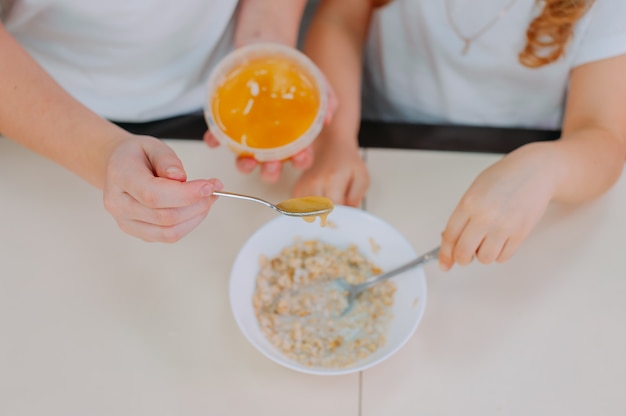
[213,191,333,225]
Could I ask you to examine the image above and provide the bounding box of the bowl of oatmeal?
[229,205,427,375]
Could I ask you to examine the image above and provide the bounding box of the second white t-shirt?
[362,0,626,129]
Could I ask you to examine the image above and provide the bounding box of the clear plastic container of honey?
[205,43,327,162]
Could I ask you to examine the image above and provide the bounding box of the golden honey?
[275,196,334,227]
[211,56,321,149]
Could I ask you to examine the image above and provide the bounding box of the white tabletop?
[1,137,625,415]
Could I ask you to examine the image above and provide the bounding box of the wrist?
[86,126,134,189]
[313,126,360,154]
[233,0,307,49]
[515,141,568,199]
[235,34,296,49]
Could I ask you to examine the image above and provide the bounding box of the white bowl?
[229,205,427,375]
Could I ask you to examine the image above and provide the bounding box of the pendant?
[461,39,471,55]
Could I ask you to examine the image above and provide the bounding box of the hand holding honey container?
[204,43,327,162]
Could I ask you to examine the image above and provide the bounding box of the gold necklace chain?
[445,0,519,54]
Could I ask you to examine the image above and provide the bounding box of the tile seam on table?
[358,371,363,416]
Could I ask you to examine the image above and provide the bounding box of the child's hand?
[103,135,223,242]
[439,142,561,270]
[292,138,369,207]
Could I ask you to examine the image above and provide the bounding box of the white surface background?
[1,138,625,415]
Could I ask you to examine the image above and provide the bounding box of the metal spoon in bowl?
[213,191,334,220]
[269,246,440,318]
[336,246,440,315]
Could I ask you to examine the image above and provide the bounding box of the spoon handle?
[212,191,279,212]
[357,246,440,291]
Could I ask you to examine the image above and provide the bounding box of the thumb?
[203,130,221,148]
[146,140,188,182]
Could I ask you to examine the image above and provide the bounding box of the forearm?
[303,0,374,146]
[234,0,307,47]
[0,25,129,188]
[549,54,626,203]
[549,128,625,202]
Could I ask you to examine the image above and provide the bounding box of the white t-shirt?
[362,0,626,129]
[3,0,238,121]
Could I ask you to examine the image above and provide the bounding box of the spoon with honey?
[213,191,334,225]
